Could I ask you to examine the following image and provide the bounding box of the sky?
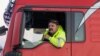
[0,0,9,27]
[0,0,9,49]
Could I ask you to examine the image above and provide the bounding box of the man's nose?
[50,27,53,29]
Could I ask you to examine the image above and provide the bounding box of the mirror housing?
[0,26,8,36]
[0,49,2,52]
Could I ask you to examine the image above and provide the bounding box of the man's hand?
[43,34,50,39]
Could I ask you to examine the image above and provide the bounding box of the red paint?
[16,0,98,7]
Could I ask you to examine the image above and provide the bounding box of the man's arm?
[48,37,65,48]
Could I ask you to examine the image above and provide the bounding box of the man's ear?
[0,26,8,36]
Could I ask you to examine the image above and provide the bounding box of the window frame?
[19,9,86,49]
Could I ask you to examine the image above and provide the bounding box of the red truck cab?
[1,0,100,56]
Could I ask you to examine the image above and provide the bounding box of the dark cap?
[49,19,59,25]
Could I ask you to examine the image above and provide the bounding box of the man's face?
[48,22,58,34]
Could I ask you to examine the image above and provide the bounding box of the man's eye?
[51,25,54,27]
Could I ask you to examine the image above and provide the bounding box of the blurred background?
[0,0,9,49]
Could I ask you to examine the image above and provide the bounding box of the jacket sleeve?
[48,36,65,48]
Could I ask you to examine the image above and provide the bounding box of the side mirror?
[0,26,8,36]
[0,46,2,52]
[0,49,2,52]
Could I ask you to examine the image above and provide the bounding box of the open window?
[20,10,85,48]
[20,11,66,48]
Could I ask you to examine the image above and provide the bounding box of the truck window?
[74,12,85,42]
[66,12,85,42]
[20,11,85,48]
[20,11,66,48]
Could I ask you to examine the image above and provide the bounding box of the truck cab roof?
[15,0,99,8]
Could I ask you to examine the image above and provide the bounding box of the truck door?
[13,8,72,56]
[71,8,100,56]
[3,11,23,56]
